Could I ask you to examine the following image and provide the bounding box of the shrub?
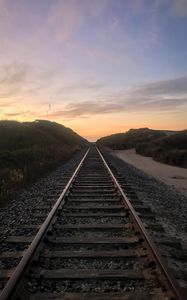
[0,120,88,204]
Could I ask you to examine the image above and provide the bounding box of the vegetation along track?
[0,146,185,299]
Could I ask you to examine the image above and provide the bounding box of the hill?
[136,130,187,167]
[97,128,187,168]
[97,128,168,149]
[0,120,88,203]
[0,119,87,151]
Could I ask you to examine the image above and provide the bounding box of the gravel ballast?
[105,150,187,243]
[1,146,187,292]
[102,150,187,287]
[0,150,84,243]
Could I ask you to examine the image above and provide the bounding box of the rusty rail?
[97,146,185,300]
[0,146,185,300]
[0,148,90,300]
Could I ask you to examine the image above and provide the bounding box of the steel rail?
[97,146,185,300]
[0,148,90,300]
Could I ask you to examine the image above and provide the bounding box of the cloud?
[50,101,123,118]
[58,80,105,94]
[0,99,20,107]
[47,76,187,119]
[131,98,187,111]
[0,62,29,85]
[0,62,30,98]
[132,76,187,96]
[48,0,109,42]
[5,111,32,118]
[49,0,82,42]
[46,103,52,114]
[86,47,120,63]
[129,0,187,18]
[171,0,187,17]
[0,0,6,8]
[0,62,62,100]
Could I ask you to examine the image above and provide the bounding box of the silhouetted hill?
[0,120,88,203]
[0,119,87,151]
[97,128,168,149]
[97,128,187,168]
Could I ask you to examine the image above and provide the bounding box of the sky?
[0,0,187,141]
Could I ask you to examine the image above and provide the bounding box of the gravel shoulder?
[115,149,187,197]
[105,150,187,244]
[0,151,84,243]
[105,149,187,287]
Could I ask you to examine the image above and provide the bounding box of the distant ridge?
[97,128,187,168]
[97,128,169,150]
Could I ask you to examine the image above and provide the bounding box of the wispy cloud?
[58,80,105,95]
[48,0,109,42]
[47,77,187,118]
[0,62,29,85]
[0,0,6,8]
[5,111,34,118]
[86,47,121,63]
[0,99,20,107]
[131,76,187,96]
[0,61,63,101]
[49,0,82,42]
[129,0,187,18]
[171,0,187,17]
[0,62,30,98]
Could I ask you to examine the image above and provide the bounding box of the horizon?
[1,0,187,140]
[0,118,185,142]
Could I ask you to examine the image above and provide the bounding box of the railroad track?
[0,146,185,299]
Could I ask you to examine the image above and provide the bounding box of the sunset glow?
[0,0,187,140]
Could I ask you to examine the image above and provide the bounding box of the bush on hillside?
[0,120,88,204]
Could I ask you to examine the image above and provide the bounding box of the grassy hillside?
[97,128,168,149]
[97,128,187,168]
[136,130,187,168]
[0,120,88,203]
[0,120,87,151]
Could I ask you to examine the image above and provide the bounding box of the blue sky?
[0,0,187,140]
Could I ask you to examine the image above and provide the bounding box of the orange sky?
[4,109,186,141]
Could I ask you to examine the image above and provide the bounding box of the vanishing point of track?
[0,146,185,299]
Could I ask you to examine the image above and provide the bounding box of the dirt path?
[114,149,187,197]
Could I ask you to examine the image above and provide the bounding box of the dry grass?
[0,120,88,203]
